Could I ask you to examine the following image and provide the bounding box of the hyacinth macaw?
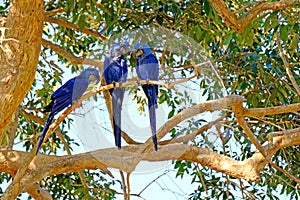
[104,42,131,149]
[36,68,100,155]
[134,43,159,151]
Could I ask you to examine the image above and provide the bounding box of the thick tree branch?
[2,94,300,198]
[20,108,90,188]
[244,102,300,117]
[26,184,52,200]
[1,125,300,198]
[209,0,297,32]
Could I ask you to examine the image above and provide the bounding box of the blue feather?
[36,68,100,155]
[134,43,159,151]
[104,42,130,149]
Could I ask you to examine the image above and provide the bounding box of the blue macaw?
[104,42,131,149]
[36,68,100,155]
[134,43,159,151]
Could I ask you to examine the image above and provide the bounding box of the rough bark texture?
[0,0,44,141]
[2,94,300,199]
[0,125,299,197]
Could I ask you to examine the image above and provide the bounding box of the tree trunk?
[0,0,44,142]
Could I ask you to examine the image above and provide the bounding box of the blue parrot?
[104,42,131,149]
[36,68,100,155]
[134,43,159,151]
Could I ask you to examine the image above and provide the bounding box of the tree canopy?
[0,0,299,199]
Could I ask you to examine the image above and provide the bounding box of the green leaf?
[290,34,299,51]
[156,14,163,25]
[223,33,232,49]
[195,26,202,41]
[204,0,210,15]
[78,14,87,31]
[168,109,175,119]
[280,25,288,42]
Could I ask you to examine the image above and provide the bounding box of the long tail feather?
[147,85,158,151]
[112,88,123,149]
[36,114,54,155]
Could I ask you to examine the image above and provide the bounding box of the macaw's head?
[133,43,153,59]
[110,42,131,57]
[80,68,100,84]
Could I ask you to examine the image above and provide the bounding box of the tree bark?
[0,0,44,142]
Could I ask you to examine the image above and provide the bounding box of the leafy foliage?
[1,0,300,199]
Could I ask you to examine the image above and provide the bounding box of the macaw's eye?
[136,49,143,56]
[120,43,124,47]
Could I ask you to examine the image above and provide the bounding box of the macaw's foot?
[72,100,82,109]
[136,79,141,86]
[146,79,150,85]
[112,81,117,88]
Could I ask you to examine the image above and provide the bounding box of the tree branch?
[2,94,300,198]
[244,102,300,117]
[44,9,64,17]
[276,32,300,96]
[26,184,52,200]
[1,125,300,198]
[209,0,297,33]
[44,16,107,40]
[42,39,103,71]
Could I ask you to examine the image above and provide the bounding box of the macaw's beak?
[135,49,143,57]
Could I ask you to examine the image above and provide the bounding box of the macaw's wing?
[120,56,128,82]
[136,54,159,81]
[136,52,159,151]
[104,57,111,72]
[48,77,89,115]
[72,77,89,100]
[104,62,124,94]
[50,78,76,100]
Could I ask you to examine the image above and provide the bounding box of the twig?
[44,9,64,17]
[276,32,300,96]
[120,170,127,200]
[42,39,103,71]
[209,0,296,32]
[138,170,171,196]
[115,191,145,200]
[127,172,131,200]
[44,16,107,40]
[216,124,229,198]
[208,61,226,91]
[160,115,225,145]
[194,164,208,195]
